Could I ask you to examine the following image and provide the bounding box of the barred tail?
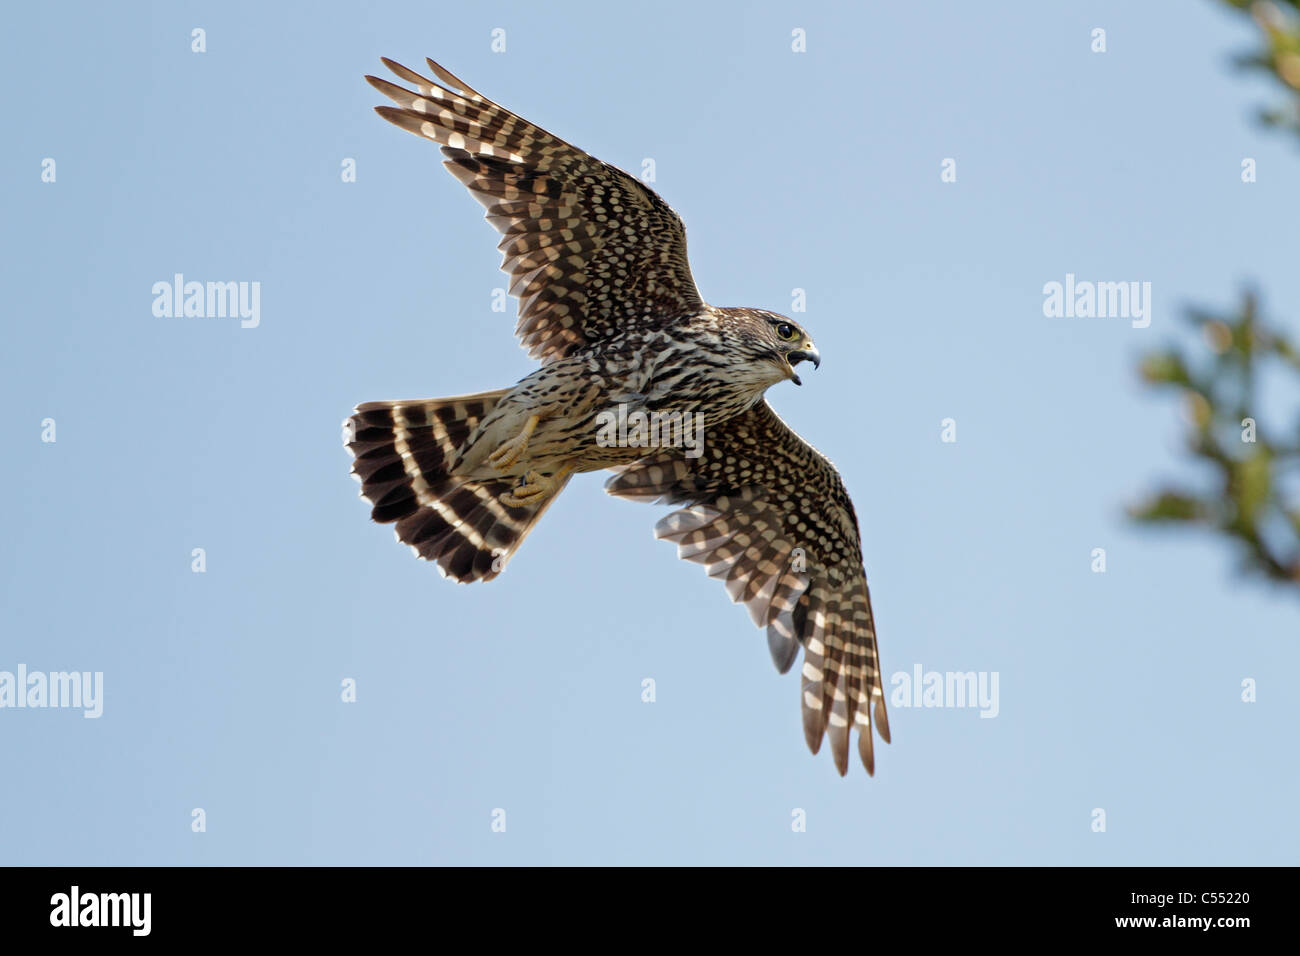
[344,391,567,582]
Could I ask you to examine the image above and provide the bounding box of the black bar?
[0,866,1279,940]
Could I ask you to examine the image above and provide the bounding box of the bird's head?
[726,309,821,387]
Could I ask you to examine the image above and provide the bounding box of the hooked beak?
[786,344,821,386]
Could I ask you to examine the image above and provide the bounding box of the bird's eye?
[776,323,796,341]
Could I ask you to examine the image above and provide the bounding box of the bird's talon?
[487,414,540,471]
[500,469,553,508]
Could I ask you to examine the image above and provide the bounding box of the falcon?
[344,56,890,775]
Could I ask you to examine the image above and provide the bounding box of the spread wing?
[367,57,705,364]
[605,400,890,776]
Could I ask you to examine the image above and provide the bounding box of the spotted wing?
[605,400,889,776]
[367,57,704,364]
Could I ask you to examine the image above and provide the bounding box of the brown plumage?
[343,56,889,776]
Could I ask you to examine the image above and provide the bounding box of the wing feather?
[367,57,705,364]
[607,400,888,776]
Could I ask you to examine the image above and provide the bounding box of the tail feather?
[344,391,566,582]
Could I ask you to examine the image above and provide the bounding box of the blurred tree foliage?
[1221,0,1300,134]
[1130,1,1300,589]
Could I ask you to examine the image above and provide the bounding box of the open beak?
[786,344,821,386]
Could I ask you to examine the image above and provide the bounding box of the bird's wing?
[605,399,889,776]
[367,57,705,364]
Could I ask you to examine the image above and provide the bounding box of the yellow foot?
[500,470,555,508]
[487,414,540,471]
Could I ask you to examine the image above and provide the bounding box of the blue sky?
[1,0,1297,865]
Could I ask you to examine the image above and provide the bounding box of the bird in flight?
[345,56,890,775]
